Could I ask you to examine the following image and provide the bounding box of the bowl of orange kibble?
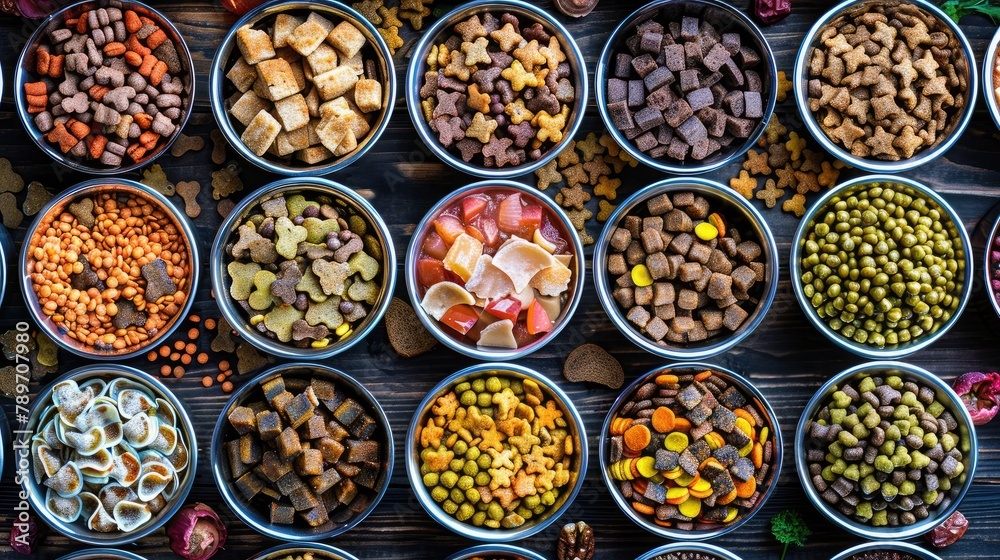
[600,363,781,540]
[21,178,199,360]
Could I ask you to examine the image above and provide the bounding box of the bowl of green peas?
[790,175,972,360]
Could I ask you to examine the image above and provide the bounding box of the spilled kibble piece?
[385,297,437,358]
[563,343,623,389]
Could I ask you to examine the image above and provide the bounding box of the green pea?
[477,392,492,408]
[441,471,458,488]
[450,488,466,504]
[455,382,471,394]
[460,390,477,406]
[453,440,468,456]
[487,502,504,521]
[443,500,459,514]
[475,472,491,486]
[485,377,502,393]
[431,486,449,503]
[423,473,439,487]
[472,511,487,526]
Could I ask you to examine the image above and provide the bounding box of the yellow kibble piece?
[631,264,654,287]
[664,432,689,452]
[250,314,265,325]
[695,222,719,241]
[310,338,330,348]
[636,456,658,478]
[678,496,702,518]
[336,323,351,336]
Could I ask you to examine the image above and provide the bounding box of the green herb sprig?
[770,509,811,560]
[939,0,1000,23]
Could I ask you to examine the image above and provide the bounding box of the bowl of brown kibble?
[247,543,362,560]
[404,0,588,178]
[982,26,1000,132]
[594,177,778,360]
[597,0,777,175]
[445,544,547,560]
[830,541,943,560]
[20,178,199,360]
[794,0,976,173]
[636,542,745,560]
[14,0,195,174]
[210,0,395,176]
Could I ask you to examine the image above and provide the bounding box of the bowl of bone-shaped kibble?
[212,363,393,541]
[794,0,976,173]
[594,178,778,359]
[15,0,194,174]
[597,0,777,175]
[211,0,395,175]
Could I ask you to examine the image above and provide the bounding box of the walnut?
[553,0,598,18]
[557,521,595,560]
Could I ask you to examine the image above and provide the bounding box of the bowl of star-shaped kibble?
[210,0,395,175]
[404,0,588,178]
[793,0,976,173]
[407,363,587,542]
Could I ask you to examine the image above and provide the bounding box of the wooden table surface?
[1,1,999,558]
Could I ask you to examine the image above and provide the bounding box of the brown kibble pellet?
[197,352,209,364]
[169,352,180,362]
[202,376,213,387]
[160,364,171,377]
[188,328,199,340]
[190,315,201,323]
[222,381,234,393]
[180,354,191,365]
[174,340,185,351]
[159,346,171,358]
[185,343,197,355]
[217,373,226,383]
[173,366,184,378]
[147,351,157,362]
[220,360,231,372]
[205,318,217,330]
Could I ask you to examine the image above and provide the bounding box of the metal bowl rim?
[246,542,362,560]
[403,179,585,360]
[793,360,979,540]
[788,174,973,360]
[982,25,1000,132]
[592,177,780,360]
[211,362,394,542]
[634,542,745,560]
[827,540,943,560]
[444,544,548,560]
[56,549,149,560]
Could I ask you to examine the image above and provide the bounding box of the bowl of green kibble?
[790,175,971,360]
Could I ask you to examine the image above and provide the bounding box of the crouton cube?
[297,145,333,164]
[313,66,359,100]
[315,115,352,153]
[274,126,311,156]
[289,59,306,91]
[236,25,276,65]
[226,57,258,92]
[274,93,310,131]
[287,12,335,56]
[256,58,301,101]
[305,87,320,117]
[338,49,364,74]
[230,90,271,127]
[273,13,305,48]
[353,78,382,113]
[306,43,339,76]
[332,128,357,156]
[327,21,367,59]
[241,110,282,156]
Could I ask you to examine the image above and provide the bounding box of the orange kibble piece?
[189,315,200,323]
[694,370,713,381]
[219,360,230,371]
[734,408,756,427]
[623,424,651,453]
[201,376,213,387]
[187,328,199,340]
[173,366,184,378]
[204,318,216,329]
[655,374,679,386]
[631,501,655,515]
[159,364,171,376]
[147,351,157,362]
[750,442,764,469]
[180,354,191,365]
[651,406,676,433]
[184,343,196,355]
[734,476,756,499]
[672,418,692,433]
[222,381,234,393]
[169,352,180,362]
[159,346,170,357]
[197,352,209,364]
[173,340,185,351]
[216,373,226,383]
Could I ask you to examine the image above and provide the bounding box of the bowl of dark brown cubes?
[830,541,943,560]
[212,362,392,541]
[14,0,194,174]
[209,177,395,360]
[594,178,778,359]
[602,364,781,540]
[597,0,776,174]
[796,361,977,540]
[793,0,976,173]
[404,0,588,178]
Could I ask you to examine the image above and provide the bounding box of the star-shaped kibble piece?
[842,44,871,74]
[504,99,535,124]
[478,427,505,452]
[729,170,757,199]
[466,83,491,113]
[539,36,566,71]
[561,163,588,187]
[785,131,806,160]
[466,112,499,143]
[557,184,590,210]
[501,60,539,91]
[575,132,605,161]
[492,387,520,420]
[432,392,459,418]
[444,51,471,81]
[534,400,564,430]
[483,135,514,166]
[378,26,403,52]
[867,126,899,159]
[420,418,443,448]
[513,39,547,72]
[893,57,918,88]
[782,193,808,217]
[352,0,382,24]
[870,21,897,48]
[535,159,563,190]
[755,178,784,208]
[900,19,930,50]
[378,5,403,27]
[599,133,621,157]
[597,199,617,222]
[594,176,622,200]
[912,49,939,80]
[490,22,524,52]
[776,70,793,102]
[509,431,541,454]
[431,115,465,147]
[893,125,924,158]
[775,165,797,190]
[823,33,853,56]
[454,14,488,42]
[799,149,825,173]
[512,471,538,497]
[794,171,820,195]
[830,118,865,149]
[462,36,492,67]
[921,76,950,97]
[432,89,463,119]
[532,110,566,143]
[523,445,554,474]
[818,161,840,187]
[846,96,871,125]
[743,149,771,175]
[565,207,593,231]
[583,157,610,184]
[556,142,579,167]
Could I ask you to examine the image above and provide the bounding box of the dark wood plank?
[0,1,998,558]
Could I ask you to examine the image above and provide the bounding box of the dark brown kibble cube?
[635,107,665,132]
[698,107,727,137]
[653,282,675,306]
[334,399,365,427]
[640,31,663,53]
[631,54,658,78]
[347,439,380,463]
[668,232,694,255]
[678,448,700,475]
[335,478,359,505]
[301,505,329,527]
[677,288,699,310]
[710,406,737,433]
[680,16,700,40]
[678,262,703,283]
[656,124,674,145]
[615,53,633,78]
[289,486,320,511]
[646,193,673,216]
[235,471,265,500]
[257,450,292,482]
[271,391,294,415]
[627,305,652,328]
[667,138,689,161]
[303,414,329,440]
[700,308,724,330]
[311,377,337,401]
[276,471,305,495]
[316,437,345,463]
[645,317,669,341]
[672,315,696,333]
[687,320,708,342]
[627,81,648,110]
[726,116,755,138]
[270,502,295,525]
[678,69,700,93]
[635,285,653,306]
[261,377,286,403]
[607,101,635,130]
[743,91,763,119]
[623,215,642,238]
[721,33,740,55]
[655,303,676,321]
[641,228,665,253]
[749,261,765,282]
[257,411,283,441]
[608,253,628,276]
[610,227,633,251]
[702,43,732,73]
[718,237,737,257]
[229,406,257,435]
[687,242,712,264]
[616,272,636,288]
[636,131,658,152]
[354,464,380,490]
[263,486,282,501]
[646,86,676,111]
[722,304,749,330]
[738,46,760,68]
[736,241,761,263]
[295,448,324,476]
[730,457,755,481]
[663,44,686,72]
[731,265,757,292]
[689,139,711,161]
[614,287,636,308]
[310,468,343,494]
[626,240,646,265]
[664,209,694,232]
[285,392,316,429]
[676,116,708,144]
[277,427,303,461]
[646,252,671,280]
[723,90,744,117]
[350,414,377,439]
[684,40,704,66]
[227,439,250,478]
[707,272,734,300]
[608,78,628,104]
[690,196,711,219]
[240,433,263,465]
[706,249,733,275]
[686,87,714,112]
[644,66,674,92]
[664,99,692,128]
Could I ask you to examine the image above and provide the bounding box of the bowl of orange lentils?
[599,363,782,541]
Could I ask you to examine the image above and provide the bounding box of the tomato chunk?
[433,215,466,245]
[440,304,481,335]
[476,216,499,248]
[526,299,553,335]
[416,258,448,287]
[497,193,523,233]
[485,297,522,322]
[422,231,449,260]
[462,194,489,222]
[520,204,543,235]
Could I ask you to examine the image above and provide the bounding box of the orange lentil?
[197,352,209,364]
[189,315,200,323]
[201,376,212,387]
[187,328,199,340]
[159,346,170,357]
[147,351,157,361]
[169,352,180,362]
[216,373,226,383]
[219,360,230,372]
[180,354,191,365]
[185,343,196,355]
[173,366,184,378]
[159,365,171,376]
[173,340,185,351]
[204,318,216,330]
[222,381,234,393]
